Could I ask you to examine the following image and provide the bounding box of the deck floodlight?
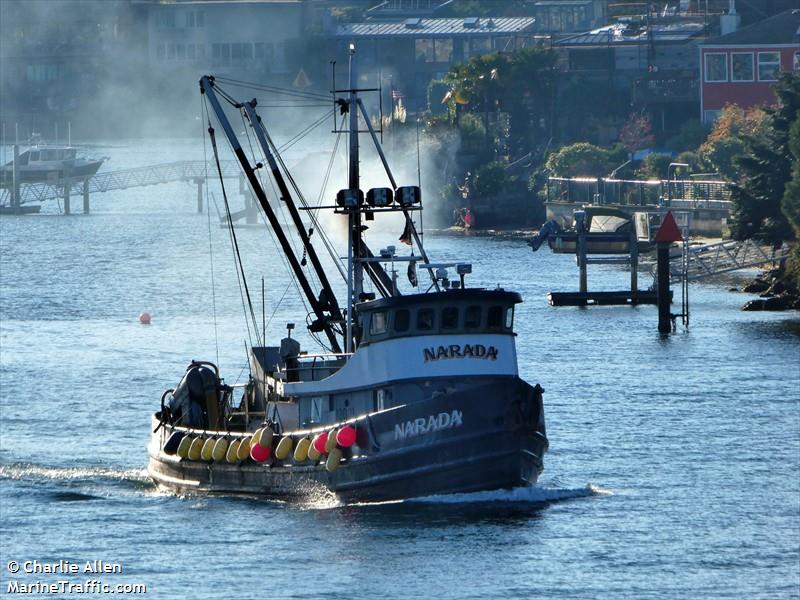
[367,187,393,207]
[336,189,363,209]
[396,186,421,207]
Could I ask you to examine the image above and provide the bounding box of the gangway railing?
[643,239,789,280]
[0,160,240,205]
[546,176,733,210]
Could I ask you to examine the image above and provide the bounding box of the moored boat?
[148,48,548,502]
[1,142,104,185]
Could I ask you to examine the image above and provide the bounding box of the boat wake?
[0,462,152,496]
[408,484,610,505]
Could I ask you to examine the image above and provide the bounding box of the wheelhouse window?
[731,52,753,82]
[369,311,388,335]
[465,305,481,329]
[505,307,514,329]
[394,309,410,332]
[29,151,39,161]
[704,53,727,82]
[417,308,435,330]
[758,52,781,81]
[487,306,503,329]
[442,306,459,329]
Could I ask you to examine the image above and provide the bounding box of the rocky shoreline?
[740,268,800,311]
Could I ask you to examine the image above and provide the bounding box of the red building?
[699,9,800,124]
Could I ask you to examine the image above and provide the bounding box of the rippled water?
[1,140,799,599]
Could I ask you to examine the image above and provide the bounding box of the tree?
[472,161,510,197]
[544,142,614,178]
[441,48,556,158]
[619,112,655,152]
[638,153,673,180]
[729,74,800,243]
[783,114,800,237]
[698,103,769,179]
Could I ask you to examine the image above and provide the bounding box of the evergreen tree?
[729,74,800,243]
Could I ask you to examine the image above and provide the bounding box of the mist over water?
[1,136,799,598]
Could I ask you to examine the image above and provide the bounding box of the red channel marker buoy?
[139,312,151,325]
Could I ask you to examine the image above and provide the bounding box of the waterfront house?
[698,9,800,124]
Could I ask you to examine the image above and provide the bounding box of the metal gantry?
[0,160,240,205]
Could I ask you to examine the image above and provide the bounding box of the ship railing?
[290,352,351,383]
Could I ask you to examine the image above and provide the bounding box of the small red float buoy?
[139,311,151,325]
[250,443,272,462]
[312,432,328,455]
[336,425,356,448]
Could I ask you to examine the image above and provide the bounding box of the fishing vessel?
[148,48,548,502]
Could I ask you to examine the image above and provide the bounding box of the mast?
[200,76,343,354]
[346,44,364,354]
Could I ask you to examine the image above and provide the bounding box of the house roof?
[702,9,800,46]
[336,16,537,38]
[555,21,706,46]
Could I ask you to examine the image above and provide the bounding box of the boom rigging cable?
[204,98,261,349]
[201,95,220,366]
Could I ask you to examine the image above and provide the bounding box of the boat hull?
[548,233,652,254]
[148,377,547,502]
[0,159,104,185]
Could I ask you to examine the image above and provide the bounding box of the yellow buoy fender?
[253,426,274,449]
[307,443,322,462]
[177,435,193,459]
[188,437,205,461]
[275,436,293,460]
[237,436,252,461]
[212,437,229,461]
[293,437,311,463]
[201,438,216,461]
[325,430,338,453]
[326,448,343,472]
[226,439,241,463]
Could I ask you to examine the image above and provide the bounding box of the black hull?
[148,378,547,503]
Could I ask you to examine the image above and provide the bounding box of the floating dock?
[548,290,663,306]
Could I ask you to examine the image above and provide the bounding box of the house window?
[704,53,727,82]
[731,52,753,82]
[415,39,434,62]
[156,43,165,60]
[434,38,453,63]
[758,52,781,81]
[794,51,800,71]
[703,109,721,125]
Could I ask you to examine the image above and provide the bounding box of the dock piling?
[83,178,90,214]
[11,145,20,214]
[196,179,204,213]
